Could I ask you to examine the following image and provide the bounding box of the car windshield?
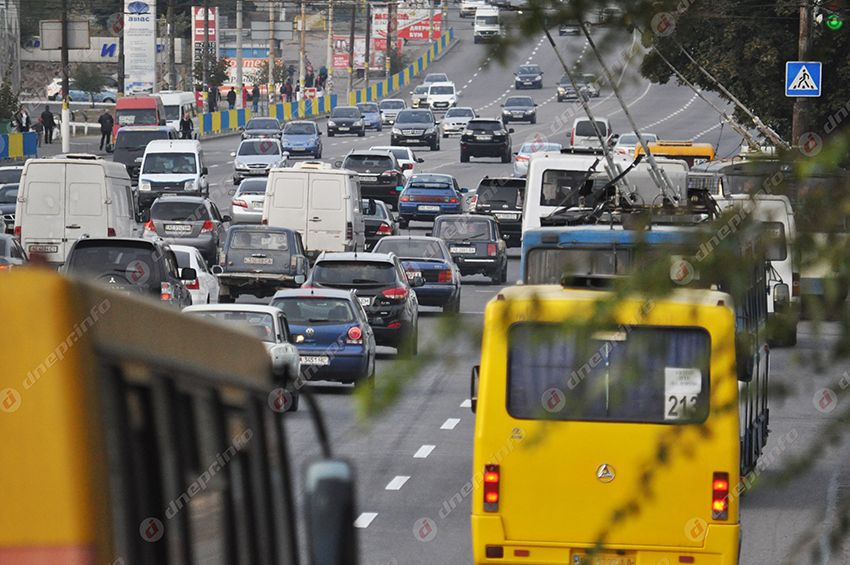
[238,179,267,194]
[312,261,398,285]
[192,311,276,343]
[151,201,210,221]
[430,86,454,95]
[408,175,452,189]
[332,107,359,118]
[575,120,608,137]
[142,153,197,174]
[283,122,317,135]
[116,108,157,126]
[519,142,561,154]
[425,74,448,83]
[617,133,657,146]
[228,230,289,251]
[374,239,447,260]
[518,66,540,74]
[0,169,21,184]
[413,86,429,94]
[396,111,433,124]
[164,105,181,121]
[238,140,281,156]
[247,119,279,130]
[67,245,160,281]
[476,15,498,25]
[467,120,502,132]
[507,323,710,423]
[271,297,355,325]
[344,155,393,171]
[358,103,379,113]
[435,219,492,240]
[446,108,474,119]
[115,130,166,150]
[380,100,405,110]
[506,97,534,107]
[0,185,17,204]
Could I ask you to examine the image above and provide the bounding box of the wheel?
[401,324,419,356]
[444,291,460,313]
[460,150,469,163]
[398,218,409,229]
[499,264,508,284]
[358,129,365,137]
[501,150,511,164]
[287,389,300,412]
[219,293,234,304]
[474,36,480,44]
[530,116,537,125]
[378,125,383,132]
[328,130,334,137]
[316,148,322,159]
[430,139,439,151]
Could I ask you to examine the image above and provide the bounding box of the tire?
[328,130,334,137]
[378,125,383,132]
[358,129,365,137]
[287,389,300,412]
[401,324,419,356]
[430,139,439,151]
[460,150,469,163]
[530,116,537,125]
[499,263,508,284]
[398,218,409,229]
[501,150,511,164]
[444,291,460,313]
[474,36,480,44]
[219,292,234,304]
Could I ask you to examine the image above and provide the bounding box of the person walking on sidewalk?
[179,111,194,140]
[227,87,237,110]
[98,110,114,151]
[252,84,260,113]
[40,106,56,144]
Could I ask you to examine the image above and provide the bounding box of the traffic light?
[825,13,844,30]
[817,1,845,30]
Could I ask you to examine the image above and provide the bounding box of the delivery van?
[263,161,366,258]
[138,139,210,209]
[14,154,137,265]
[158,90,199,137]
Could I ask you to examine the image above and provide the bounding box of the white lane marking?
[693,122,723,139]
[354,512,378,528]
[441,417,461,430]
[385,475,411,491]
[819,469,840,563]
[210,163,220,168]
[639,93,699,130]
[460,399,472,408]
[414,444,436,458]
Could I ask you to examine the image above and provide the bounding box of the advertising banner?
[371,8,443,40]
[123,0,157,94]
[332,35,401,70]
[192,6,219,74]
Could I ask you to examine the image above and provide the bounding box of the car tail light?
[200,220,214,233]
[346,222,353,240]
[483,464,500,511]
[144,220,157,234]
[487,243,497,256]
[792,272,800,297]
[185,278,200,290]
[261,218,268,225]
[161,282,173,301]
[469,194,478,211]
[403,163,414,170]
[711,472,729,520]
[445,196,459,203]
[400,195,411,202]
[107,228,116,237]
[377,222,393,235]
[381,169,401,177]
[13,225,20,237]
[438,269,452,283]
[387,321,402,329]
[232,198,248,208]
[516,154,529,162]
[570,130,575,146]
[347,326,363,343]
[381,287,409,301]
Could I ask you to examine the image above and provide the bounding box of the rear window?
[174,250,192,268]
[344,155,393,171]
[115,130,166,149]
[761,221,787,261]
[67,244,160,280]
[467,120,502,132]
[312,261,397,285]
[476,182,523,207]
[271,297,355,325]
[191,311,276,342]
[238,141,281,156]
[373,239,447,260]
[525,248,632,284]
[151,201,210,221]
[358,103,379,113]
[0,184,17,204]
[574,120,608,137]
[0,169,22,184]
[238,179,267,194]
[540,169,597,206]
[507,323,710,423]
[228,230,289,251]
[247,119,280,130]
[408,175,452,189]
[434,218,493,241]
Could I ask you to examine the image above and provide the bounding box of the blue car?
[281,120,323,158]
[270,288,376,384]
[357,102,383,132]
[372,235,461,312]
[398,173,468,228]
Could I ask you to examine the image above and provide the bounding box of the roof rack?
[559,147,604,155]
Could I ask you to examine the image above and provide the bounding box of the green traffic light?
[826,14,844,30]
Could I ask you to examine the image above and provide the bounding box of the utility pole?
[60,0,70,153]
[792,1,814,145]
[347,1,356,96]
[364,1,371,89]
[202,0,209,91]
[299,0,306,95]
[442,0,448,36]
[326,0,334,85]
[429,0,435,43]
[236,0,243,103]
[167,0,176,89]
[268,0,275,107]
[386,0,396,78]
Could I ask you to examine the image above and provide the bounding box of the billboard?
[371,8,443,40]
[332,35,402,70]
[123,0,156,94]
[192,6,219,74]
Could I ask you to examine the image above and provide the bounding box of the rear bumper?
[298,348,371,382]
[231,207,263,223]
[461,141,509,157]
[471,516,740,564]
[218,272,302,295]
[414,284,457,307]
[398,203,462,221]
[454,256,501,275]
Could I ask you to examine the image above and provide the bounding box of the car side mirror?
[211,265,224,275]
[334,160,343,168]
[201,166,209,175]
[416,157,425,163]
[222,215,232,223]
[411,275,425,288]
[508,128,515,134]
[180,267,197,280]
[459,187,469,193]
[534,103,538,107]
[304,459,359,565]
[470,365,479,413]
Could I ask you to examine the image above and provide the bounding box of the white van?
[158,91,198,137]
[263,161,366,258]
[138,139,209,209]
[474,6,501,43]
[14,155,137,265]
[570,117,612,149]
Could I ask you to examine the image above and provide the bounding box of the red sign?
[192,6,218,42]
[372,9,443,41]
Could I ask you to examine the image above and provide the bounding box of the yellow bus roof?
[635,141,716,156]
[493,284,733,309]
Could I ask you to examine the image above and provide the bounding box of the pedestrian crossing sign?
[785,61,822,97]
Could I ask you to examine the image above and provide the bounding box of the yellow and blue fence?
[0,132,38,160]
[199,28,455,137]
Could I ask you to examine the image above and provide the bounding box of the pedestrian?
[32,118,44,147]
[280,83,286,103]
[195,86,204,112]
[227,87,237,110]
[241,84,248,109]
[284,80,293,102]
[97,109,114,151]
[207,84,218,113]
[15,107,30,132]
[40,105,56,144]
[179,111,194,140]
[252,84,260,113]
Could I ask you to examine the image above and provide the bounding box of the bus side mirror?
[735,334,755,382]
[470,365,479,413]
[304,458,359,565]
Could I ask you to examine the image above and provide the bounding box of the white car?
[370,145,424,181]
[612,132,658,158]
[460,0,487,18]
[422,72,450,85]
[441,106,476,137]
[171,244,220,304]
[425,82,458,112]
[379,99,407,125]
[410,85,430,108]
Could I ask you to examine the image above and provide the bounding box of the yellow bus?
[0,270,356,565]
[635,140,716,167]
[470,285,740,564]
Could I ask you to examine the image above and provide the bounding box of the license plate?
[165,224,192,233]
[29,244,58,254]
[361,175,378,182]
[494,212,518,220]
[358,296,372,306]
[578,554,635,565]
[338,126,349,131]
[403,130,416,135]
[450,246,476,254]
[523,81,532,85]
[475,135,492,141]
[291,147,306,151]
[419,205,440,212]
[513,113,524,118]
[406,271,421,280]
[244,257,273,265]
[252,201,265,209]
[301,355,330,366]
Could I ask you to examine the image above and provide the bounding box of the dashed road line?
[385,475,411,491]
[693,122,723,139]
[354,512,378,529]
[441,417,461,430]
[414,444,436,459]
[460,399,472,408]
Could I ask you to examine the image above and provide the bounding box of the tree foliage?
[193,56,230,88]
[73,64,109,105]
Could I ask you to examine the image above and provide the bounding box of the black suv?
[391,109,441,151]
[64,238,194,307]
[501,96,537,124]
[460,119,513,163]
[432,214,508,283]
[214,225,309,301]
[471,176,525,247]
[303,252,421,353]
[328,106,366,137]
[341,151,405,208]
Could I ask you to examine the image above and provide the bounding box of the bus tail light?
[483,464,500,511]
[711,471,729,520]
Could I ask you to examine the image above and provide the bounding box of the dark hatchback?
[303,252,421,352]
[460,119,514,163]
[143,195,229,266]
[372,236,461,313]
[112,126,179,183]
[362,198,399,249]
[470,176,525,247]
[342,151,405,208]
[328,106,366,137]
[390,109,441,151]
[514,64,544,89]
[432,214,508,283]
[397,173,466,228]
[214,225,309,301]
[64,237,194,307]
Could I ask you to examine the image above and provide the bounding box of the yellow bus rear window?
[507,323,710,423]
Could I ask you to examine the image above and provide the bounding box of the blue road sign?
[786,61,822,97]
